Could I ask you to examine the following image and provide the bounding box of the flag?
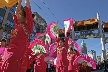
[64,18,73,37]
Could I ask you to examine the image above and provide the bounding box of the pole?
[71,20,75,49]
[0,7,10,40]
[97,13,106,60]
[71,20,75,40]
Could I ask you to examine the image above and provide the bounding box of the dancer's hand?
[10,29,18,38]
[25,0,30,6]
[16,0,22,15]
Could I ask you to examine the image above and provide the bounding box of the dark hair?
[70,47,74,51]
[1,38,6,42]
[20,6,26,17]
[60,38,65,42]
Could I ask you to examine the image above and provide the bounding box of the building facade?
[0,4,17,43]
[88,50,97,62]
[0,5,17,33]
[29,12,47,41]
[32,12,47,33]
[80,40,87,54]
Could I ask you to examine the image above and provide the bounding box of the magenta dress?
[0,50,3,72]
[56,38,69,72]
[75,52,80,72]
[0,58,2,72]
[2,6,33,72]
[0,46,6,71]
[67,53,76,71]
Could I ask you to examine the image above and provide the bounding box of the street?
[92,69,104,72]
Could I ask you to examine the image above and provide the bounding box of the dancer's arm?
[65,37,69,50]
[16,0,22,15]
[24,0,33,32]
[13,0,22,26]
[25,0,30,6]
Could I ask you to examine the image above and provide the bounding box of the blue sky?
[22,0,108,56]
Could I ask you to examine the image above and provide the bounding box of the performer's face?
[17,10,26,23]
[68,49,72,53]
[59,40,64,46]
[1,41,6,47]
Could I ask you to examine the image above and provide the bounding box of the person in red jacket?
[56,37,69,72]
[28,49,48,72]
[34,53,47,72]
[1,0,33,72]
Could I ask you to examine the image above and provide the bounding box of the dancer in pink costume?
[56,37,69,72]
[0,39,7,72]
[67,48,76,72]
[2,0,33,72]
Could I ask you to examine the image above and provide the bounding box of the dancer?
[67,48,76,72]
[0,38,7,47]
[34,53,47,72]
[2,0,33,72]
[28,49,47,72]
[0,38,7,71]
[74,49,80,72]
[56,37,69,72]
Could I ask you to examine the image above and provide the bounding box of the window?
[9,6,16,14]
[6,20,14,28]
[5,24,13,32]
[34,15,37,20]
[6,20,10,25]
[7,13,13,21]
[33,25,36,32]
[0,9,6,17]
[0,16,3,23]
[10,8,15,14]
[29,33,35,41]
[2,32,7,38]
[3,7,7,10]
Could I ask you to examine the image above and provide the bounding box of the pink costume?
[67,53,76,72]
[34,54,47,72]
[74,52,80,72]
[2,6,33,72]
[0,52,3,72]
[0,46,6,71]
[56,38,69,72]
[0,58,2,72]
